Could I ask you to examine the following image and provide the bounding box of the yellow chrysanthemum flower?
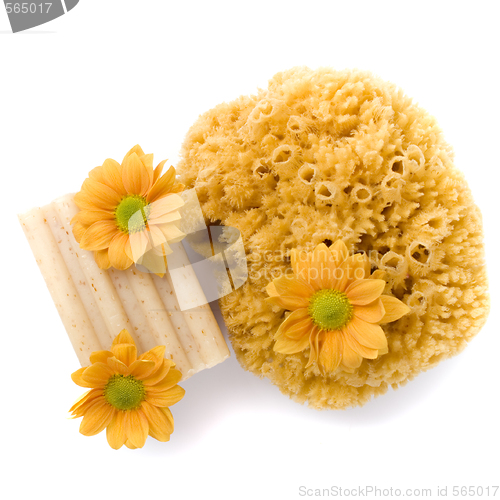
[70,330,185,450]
[266,240,411,374]
[72,145,185,271]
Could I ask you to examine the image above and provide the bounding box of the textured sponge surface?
[178,67,489,409]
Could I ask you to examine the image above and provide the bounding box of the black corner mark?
[3,0,79,33]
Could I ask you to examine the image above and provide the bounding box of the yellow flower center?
[115,195,150,234]
[308,289,353,331]
[104,374,145,410]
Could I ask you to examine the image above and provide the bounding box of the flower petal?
[100,158,126,195]
[111,343,137,366]
[112,329,136,347]
[317,258,342,290]
[123,144,145,160]
[70,398,106,418]
[80,178,122,211]
[72,221,86,243]
[126,235,135,261]
[160,407,175,431]
[72,209,114,227]
[129,230,151,262]
[139,345,166,365]
[88,165,106,184]
[81,362,115,386]
[153,160,167,183]
[345,316,387,350]
[124,409,149,448]
[128,359,157,380]
[370,269,386,280]
[380,296,411,324]
[318,331,342,373]
[334,253,369,291]
[141,401,173,441]
[272,275,315,299]
[69,390,92,414]
[94,249,111,269]
[308,243,332,290]
[73,191,93,211]
[149,211,181,225]
[140,153,154,169]
[89,350,113,364]
[80,220,118,251]
[148,224,167,248]
[378,345,389,356]
[306,326,321,368]
[137,247,169,274]
[71,395,106,420]
[266,295,309,311]
[146,368,182,393]
[71,367,95,388]
[342,330,379,359]
[137,345,166,378]
[146,385,186,407]
[106,411,126,450]
[273,330,311,354]
[122,152,153,196]
[340,336,364,370]
[79,399,115,436]
[319,244,347,290]
[106,356,129,375]
[274,308,311,337]
[157,223,185,243]
[142,359,174,386]
[150,242,172,258]
[147,166,177,203]
[108,232,133,270]
[266,281,278,297]
[69,389,103,414]
[170,183,185,194]
[149,194,184,220]
[353,299,385,323]
[329,240,349,266]
[345,279,386,305]
[283,316,316,340]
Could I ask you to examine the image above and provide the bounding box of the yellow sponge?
[178,67,489,409]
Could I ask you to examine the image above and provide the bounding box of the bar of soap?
[18,194,230,380]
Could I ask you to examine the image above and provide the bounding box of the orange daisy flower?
[266,240,410,374]
[71,145,185,271]
[70,330,185,449]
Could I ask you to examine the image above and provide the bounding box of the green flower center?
[308,289,353,331]
[104,374,145,410]
[115,195,150,234]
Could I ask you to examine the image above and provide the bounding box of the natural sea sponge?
[177,67,489,410]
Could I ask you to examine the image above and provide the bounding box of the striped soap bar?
[18,194,230,380]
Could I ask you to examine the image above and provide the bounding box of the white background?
[1,1,499,499]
